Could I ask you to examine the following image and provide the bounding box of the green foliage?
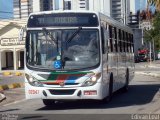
[144,12,160,50]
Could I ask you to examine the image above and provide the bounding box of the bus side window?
[129,34,131,53]
[131,35,134,53]
[114,27,118,52]
[121,30,124,52]
[123,31,126,52]
[129,34,132,53]
[101,27,107,54]
[118,29,122,52]
[109,25,113,52]
[126,32,129,52]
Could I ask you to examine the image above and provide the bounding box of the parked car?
[138,53,148,62]
[134,55,140,63]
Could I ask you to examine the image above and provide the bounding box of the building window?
[64,1,71,10]
[40,0,53,11]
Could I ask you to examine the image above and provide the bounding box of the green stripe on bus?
[47,74,58,80]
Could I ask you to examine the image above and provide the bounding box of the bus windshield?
[26,29,100,71]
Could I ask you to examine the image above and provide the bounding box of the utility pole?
[149,41,152,64]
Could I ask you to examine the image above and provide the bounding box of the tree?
[139,9,153,20]
[144,12,160,50]
[147,0,160,11]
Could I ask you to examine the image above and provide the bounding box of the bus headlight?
[25,74,43,87]
[82,73,101,87]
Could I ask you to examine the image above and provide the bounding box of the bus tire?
[42,99,55,106]
[102,73,113,103]
[122,69,129,92]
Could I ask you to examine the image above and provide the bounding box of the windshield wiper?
[42,28,57,46]
[66,27,82,43]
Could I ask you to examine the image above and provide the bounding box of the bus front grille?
[48,89,76,95]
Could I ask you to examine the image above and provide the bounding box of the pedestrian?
[0,90,6,102]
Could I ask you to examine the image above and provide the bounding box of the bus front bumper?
[25,82,104,100]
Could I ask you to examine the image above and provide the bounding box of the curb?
[137,65,160,69]
[0,83,24,91]
[2,72,24,76]
[135,72,160,78]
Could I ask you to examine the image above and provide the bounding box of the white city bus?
[22,11,134,106]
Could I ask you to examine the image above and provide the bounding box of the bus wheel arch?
[108,73,113,101]
[101,72,113,103]
[42,99,55,106]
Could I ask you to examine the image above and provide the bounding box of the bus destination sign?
[27,13,98,27]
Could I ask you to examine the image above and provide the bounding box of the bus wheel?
[42,99,55,106]
[108,73,113,101]
[102,73,113,103]
[122,69,129,92]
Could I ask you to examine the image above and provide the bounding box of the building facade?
[130,0,136,14]
[14,0,33,19]
[14,0,130,24]
[110,0,130,24]
[0,20,26,71]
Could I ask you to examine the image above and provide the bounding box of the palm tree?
[147,0,160,11]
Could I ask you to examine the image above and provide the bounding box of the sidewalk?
[135,71,160,78]
[135,60,160,78]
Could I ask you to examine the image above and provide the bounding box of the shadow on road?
[37,83,160,111]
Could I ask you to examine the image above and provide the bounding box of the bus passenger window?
[121,31,124,52]
[118,29,122,52]
[114,27,118,52]
[129,34,132,53]
[123,31,126,52]
[129,34,131,53]
[109,25,113,52]
[126,33,129,52]
[101,27,107,54]
[131,35,134,53]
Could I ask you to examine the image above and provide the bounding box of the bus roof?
[99,13,133,33]
[28,10,133,33]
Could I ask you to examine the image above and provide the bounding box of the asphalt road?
[0,74,160,120]
[0,75,24,85]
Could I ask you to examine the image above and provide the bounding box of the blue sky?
[0,0,13,19]
[135,0,155,12]
[135,0,147,11]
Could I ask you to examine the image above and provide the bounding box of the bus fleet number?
[28,90,39,94]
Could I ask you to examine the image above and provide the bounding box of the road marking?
[2,99,26,107]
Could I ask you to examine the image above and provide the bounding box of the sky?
[135,0,147,11]
[135,0,155,13]
[0,0,13,19]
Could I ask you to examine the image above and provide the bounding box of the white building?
[110,0,130,24]
[0,20,26,71]
[130,0,136,14]
[14,0,33,19]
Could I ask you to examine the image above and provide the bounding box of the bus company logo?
[59,82,65,87]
